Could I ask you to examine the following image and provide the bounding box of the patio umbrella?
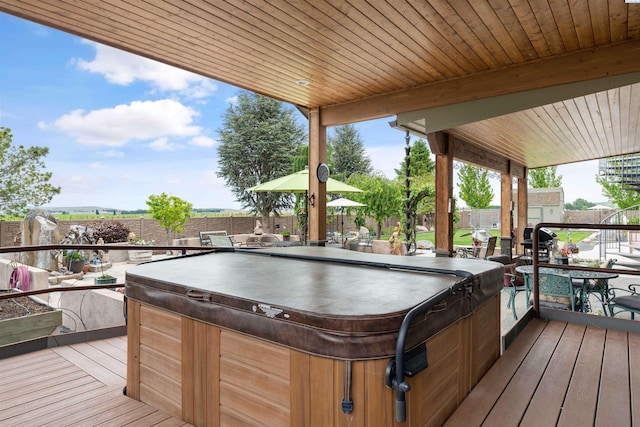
[327,198,366,237]
[248,168,363,242]
[247,167,363,194]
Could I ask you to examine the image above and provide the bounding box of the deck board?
[445,319,640,427]
[0,338,191,427]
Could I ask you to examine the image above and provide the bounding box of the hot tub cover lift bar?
[384,268,475,423]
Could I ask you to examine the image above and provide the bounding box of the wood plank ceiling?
[2,0,640,169]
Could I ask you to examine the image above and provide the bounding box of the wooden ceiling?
[2,0,640,169]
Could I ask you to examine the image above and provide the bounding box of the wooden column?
[308,108,327,245]
[516,172,528,255]
[500,171,513,259]
[428,132,454,256]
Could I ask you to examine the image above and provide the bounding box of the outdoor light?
[295,79,309,85]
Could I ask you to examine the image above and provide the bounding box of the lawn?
[405,229,593,247]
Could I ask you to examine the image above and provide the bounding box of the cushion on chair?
[504,263,524,287]
[611,295,640,310]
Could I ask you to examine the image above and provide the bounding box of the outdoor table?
[515,265,618,312]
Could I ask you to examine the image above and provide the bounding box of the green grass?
[380,229,594,247]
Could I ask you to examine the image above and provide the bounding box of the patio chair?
[259,234,280,247]
[607,284,640,319]
[504,263,529,320]
[537,272,580,312]
[357,232,374,253]
[580,258,616,313]
[244,236,263,247]
[477,236,497,259]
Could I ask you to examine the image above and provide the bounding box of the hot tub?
[125,247,503,426]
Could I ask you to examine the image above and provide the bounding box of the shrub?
[88,220,131,243]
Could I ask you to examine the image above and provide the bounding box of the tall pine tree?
[217,92,306,222]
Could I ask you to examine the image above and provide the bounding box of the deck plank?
[443,318,546,426]
[557,325,606,426]
[520,322,586,426]
[0,379,103,421]
[596,329,631,426]
[52,342,125,385]
[630,332,640,426]
[1,337,191,427]
[482,320,567,426]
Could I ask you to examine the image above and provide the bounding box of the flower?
[559,248,570,257]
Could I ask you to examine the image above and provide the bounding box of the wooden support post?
[308,108,327,245]
[500,171,513,259]
[516,174,528,255]
[428,132,454,256]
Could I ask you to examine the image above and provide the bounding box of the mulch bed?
[0,291,54,320]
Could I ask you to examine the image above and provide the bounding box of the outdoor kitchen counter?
[124,247,504,426]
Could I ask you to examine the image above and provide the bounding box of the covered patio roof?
[2,0,640,169]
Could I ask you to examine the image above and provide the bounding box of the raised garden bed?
[0,291,62,345]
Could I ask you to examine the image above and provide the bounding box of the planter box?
[0,299,62,346]
[95,276,117,285]
[128,249,153,264]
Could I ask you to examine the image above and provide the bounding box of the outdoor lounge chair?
[607,284,640,319]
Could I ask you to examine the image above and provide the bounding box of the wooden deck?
[445,318,640,427]
[0,336,192,426]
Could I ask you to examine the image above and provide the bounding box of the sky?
[0,13,606,212]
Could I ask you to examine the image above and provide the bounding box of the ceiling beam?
[393,73,640,135]
[320,40,640,127]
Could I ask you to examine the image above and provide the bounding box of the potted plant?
[282,230,291,241]
[64,250,86,273]
[95,274,117,285]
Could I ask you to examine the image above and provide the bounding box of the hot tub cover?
[125,247,503,359]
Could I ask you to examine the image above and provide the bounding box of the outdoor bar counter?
[125,247,503,426]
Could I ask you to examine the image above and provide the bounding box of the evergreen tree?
[329,124,371,181]
[457,164,493,209]
[217,92,306,222]
[394,139,435,177]
[0,127,60,217]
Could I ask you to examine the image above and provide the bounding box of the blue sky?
[0,13,604,211]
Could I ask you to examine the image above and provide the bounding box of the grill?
[521,227,557,258]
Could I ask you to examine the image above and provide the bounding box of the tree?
[347,172,402,238]
[395,138,435,251]
[596,176,640,209]
[457,164,493,209]
[564,198,595,210]
[329,124,372,181]
[394,139,435,177]
[146,192,193,244]
[529,166,562,188]
[0,127,60,217]
[217,92,306,224]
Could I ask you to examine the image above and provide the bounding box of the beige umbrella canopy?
[327,198,366,237]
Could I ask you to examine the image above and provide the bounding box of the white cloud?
[226,96,239,105]
[45,99,201,147]
[89,162,106,170]
[75,42,217,98]
[99,149,125,158]
[148,137,181,151]
[189,135,216,148]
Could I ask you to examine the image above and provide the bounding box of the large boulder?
[20,209,60,270]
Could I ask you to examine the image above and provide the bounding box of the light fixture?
[295,79,309,85]
[626,0,640,3]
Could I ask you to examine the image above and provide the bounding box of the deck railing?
[532,222,640,323]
